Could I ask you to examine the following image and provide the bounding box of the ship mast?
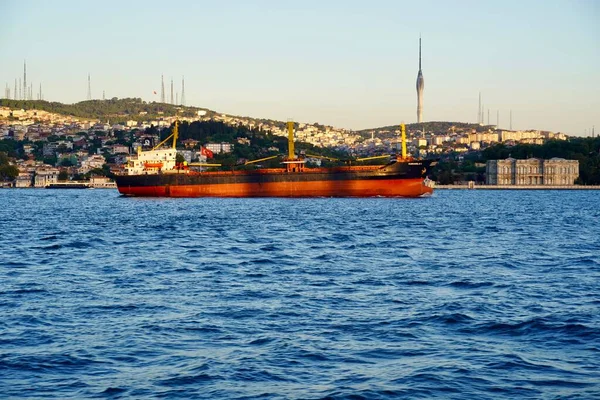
[401,123,407,159]
[172,119,179,149]
[287,120,295,160]
[151,118,180,151]
[284,119,305,172]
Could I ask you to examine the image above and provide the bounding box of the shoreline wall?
[436,184,600,190]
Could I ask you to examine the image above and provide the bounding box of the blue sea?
[1,189,599,399]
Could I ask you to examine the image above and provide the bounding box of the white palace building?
[486,158,579,186]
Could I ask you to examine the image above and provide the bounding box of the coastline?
[436,184,600,190]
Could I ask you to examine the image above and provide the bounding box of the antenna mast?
[181,76,186,106]
[87,73,91,100]
[478,92,482,124]
[23,60,27,101]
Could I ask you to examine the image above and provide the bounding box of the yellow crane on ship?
[154,118,411,169]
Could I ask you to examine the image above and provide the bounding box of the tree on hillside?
[0,140,18,158]
[0,152,19,181]
[0,164,18,181]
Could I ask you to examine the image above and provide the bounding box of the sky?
[0,0,598,135]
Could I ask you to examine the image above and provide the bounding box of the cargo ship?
[115,121,436,198]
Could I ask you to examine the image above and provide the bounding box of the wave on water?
[1,190,599,398]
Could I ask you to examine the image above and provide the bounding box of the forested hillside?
[0,98,210,121]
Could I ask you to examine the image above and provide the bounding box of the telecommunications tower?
[416,37,424,123]
[478,92,482,124]
[181,76,186,106]
[23,61,27,101]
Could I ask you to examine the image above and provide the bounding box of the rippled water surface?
[1,189,599,399]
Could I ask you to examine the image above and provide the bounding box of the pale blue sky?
[1,0,598,135]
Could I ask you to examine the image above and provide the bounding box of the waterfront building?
[34,168,60,188]
[486,158,579,185]
[542,158,580,185]
[89,176,116,188]
[14,172,33,188]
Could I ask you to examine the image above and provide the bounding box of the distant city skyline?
[0,0,598,135]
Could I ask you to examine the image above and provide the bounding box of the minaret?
[416,37,424,123]
[161,74,165,103]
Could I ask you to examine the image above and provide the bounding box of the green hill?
[0,98,214,122]
[357,121,495,138]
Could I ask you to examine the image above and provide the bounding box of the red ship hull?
[115,160,435,198]
[117,177,432,198]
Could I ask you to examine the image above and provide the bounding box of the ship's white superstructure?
[124,147,177,175]
[123,120,180,175]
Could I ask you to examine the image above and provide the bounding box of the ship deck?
[174,165,386,177]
